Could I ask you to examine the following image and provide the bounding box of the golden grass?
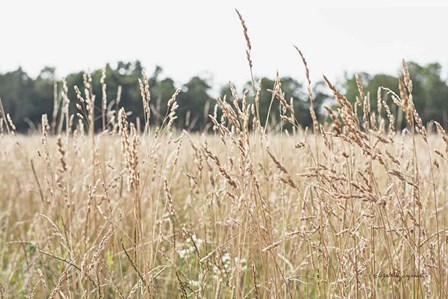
[0,71,448,298]
[1,107,448,298]
[0,12,447,298]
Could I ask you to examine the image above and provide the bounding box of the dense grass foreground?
[0,60,448,298]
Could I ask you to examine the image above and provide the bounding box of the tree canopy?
[1,60,448,133]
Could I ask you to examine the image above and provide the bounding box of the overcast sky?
[1,0,447,89]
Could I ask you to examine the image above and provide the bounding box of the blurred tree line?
[1,60,448,133]
[343,62,448,130]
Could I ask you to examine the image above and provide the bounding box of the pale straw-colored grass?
[0,12,447,298]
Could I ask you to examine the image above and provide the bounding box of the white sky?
[1,0,448,89]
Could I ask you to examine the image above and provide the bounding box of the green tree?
[249,76,315,130]
[177,76,213,131]
[0,67,53,132]
[407,62,448,126]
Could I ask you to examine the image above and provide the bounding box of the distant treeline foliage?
[1,60,447,133]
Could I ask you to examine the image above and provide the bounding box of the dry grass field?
[0,59,448,299]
